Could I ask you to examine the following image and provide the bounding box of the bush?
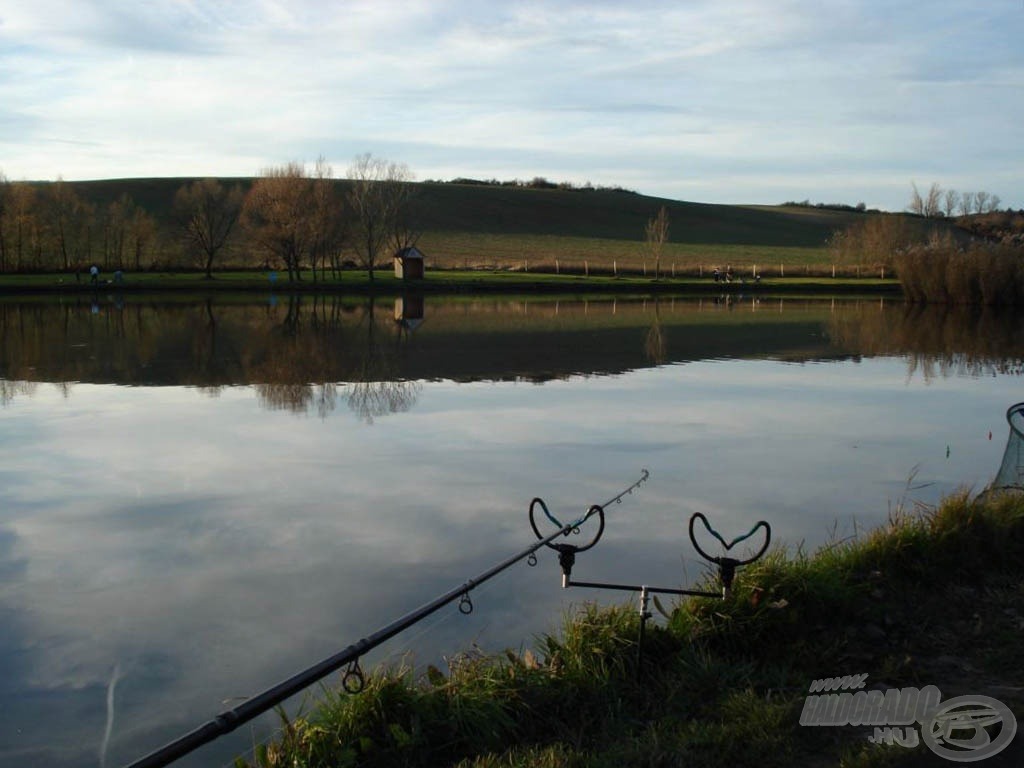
[828,215,916,269]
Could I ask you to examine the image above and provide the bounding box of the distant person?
[90,265,99,285]
[713,267,720,282]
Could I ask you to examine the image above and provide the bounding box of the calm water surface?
[1,294,1023,767]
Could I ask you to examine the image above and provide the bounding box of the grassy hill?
[22,178,934,275]
[58,177,861,245]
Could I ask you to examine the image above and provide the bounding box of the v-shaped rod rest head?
[688,512,771,567]
[529,498,606,553]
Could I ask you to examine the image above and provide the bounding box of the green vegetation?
[0,175,891,278]
[0,266,901,298]
[236,491,1024,767]
[10,173,1018,299]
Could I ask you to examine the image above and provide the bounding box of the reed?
[895,238,1024,304]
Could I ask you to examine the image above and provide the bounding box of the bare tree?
[974,191,990,215]
[45,178,92,271]
[244,162,315,282]
[943,189,960,219]
[0,170,8,272]
[909,182,943,218]
[129,207,158,270]
[346,153,415,280]
[829,215,913,269]
[958,192,973,217]
[6,182,40,271]
[105,194,140,270]
[987,194,1002,213]
[308,157,344,282]
[645,206,670,279]
[924,183,943,218]
[174,178,244,277]
[908,182,925,216]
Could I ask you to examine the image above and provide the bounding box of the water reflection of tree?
[644,298,668,364]
[0,379,37,406]
[0,296,424,417]
[827,303,1024,380]
[252,295,420,420]
[344,296,421,423]
[253,295,348,415]
[346,378,420,423]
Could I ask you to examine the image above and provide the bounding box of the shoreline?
[232,491,1024,768]
[0,269,904,298]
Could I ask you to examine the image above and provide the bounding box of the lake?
[2,293,1023,768]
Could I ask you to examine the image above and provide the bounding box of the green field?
[0,176,953,290]
[13,177,906,273]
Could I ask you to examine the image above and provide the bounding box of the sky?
[1,0,1022,211]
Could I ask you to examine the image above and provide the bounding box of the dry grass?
[895,237,1024,304]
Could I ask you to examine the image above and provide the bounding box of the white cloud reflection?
[0,357,1018,766]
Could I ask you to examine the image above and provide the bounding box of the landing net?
[991,402,1024,494]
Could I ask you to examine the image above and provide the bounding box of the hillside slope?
[54,178,864,248]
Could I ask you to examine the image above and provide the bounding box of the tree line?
[433,176,637,194]
[0,154,416,280]
[0,175,159,274]
[908,182,1004,218]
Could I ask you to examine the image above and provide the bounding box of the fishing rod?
[124,469,650,768]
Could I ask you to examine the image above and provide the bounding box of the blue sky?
[1,0,1021,211]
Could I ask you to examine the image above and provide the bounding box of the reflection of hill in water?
[1,295,829,387]
[3,296,1023,408]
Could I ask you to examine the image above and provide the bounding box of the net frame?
[991,402,1024,494]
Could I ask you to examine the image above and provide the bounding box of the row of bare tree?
[908,182,1003,219]
[0,154,416,280]
[0,176,159,274]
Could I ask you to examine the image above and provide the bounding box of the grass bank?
[239,491,1024,767]
[0,268,902,297]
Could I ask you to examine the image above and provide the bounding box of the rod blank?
[124,470,649,768]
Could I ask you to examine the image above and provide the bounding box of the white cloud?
[0,0,1021,208]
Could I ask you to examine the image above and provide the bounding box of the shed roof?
[395,246,424,260]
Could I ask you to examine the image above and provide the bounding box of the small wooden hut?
[394,246,425,280]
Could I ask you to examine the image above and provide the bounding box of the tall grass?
[238,491,1024,768]
[895,236,1024,304]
